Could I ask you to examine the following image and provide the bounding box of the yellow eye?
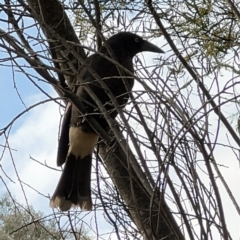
[135,38,139,42]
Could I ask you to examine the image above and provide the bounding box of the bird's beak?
[141,40,164,53]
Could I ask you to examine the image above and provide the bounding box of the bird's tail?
[50,154,92,211]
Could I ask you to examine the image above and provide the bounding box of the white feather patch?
[68,126,99,158]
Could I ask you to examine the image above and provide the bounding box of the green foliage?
[0,193,92,240]
[165,0,239,59]
[0,193,60,240]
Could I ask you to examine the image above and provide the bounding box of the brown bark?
[27,0,86,86]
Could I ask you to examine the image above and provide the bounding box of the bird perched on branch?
[50,32,164,211]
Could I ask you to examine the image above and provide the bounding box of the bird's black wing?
[56,102,71,166]
[56,54,99,167]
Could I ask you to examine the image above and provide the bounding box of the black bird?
[50,32,164,211]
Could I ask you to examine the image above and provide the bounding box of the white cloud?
[1,93,61,211]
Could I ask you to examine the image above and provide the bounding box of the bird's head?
[104,32,164,58]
